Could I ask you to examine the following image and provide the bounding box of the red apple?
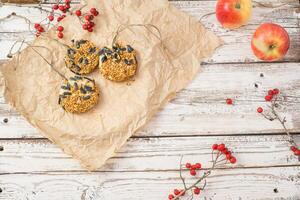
[251,23,290,61]
[216,0,252,29]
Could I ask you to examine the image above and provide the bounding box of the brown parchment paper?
[0,0,222,170]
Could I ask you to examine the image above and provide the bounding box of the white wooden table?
[0,0,300,199]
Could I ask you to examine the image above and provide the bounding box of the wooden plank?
[0,1,299,62]
[0,62,299,139]
[0,135,300,173]
[0,167,300,199]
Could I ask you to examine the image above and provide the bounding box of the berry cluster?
[168,189,185,200]
[212,143,237,164]
[52,0,71,15]
[185,162,201,176]
[75,8,99,32]
[167,143,237,200]
[57,26,64,39]
[256,88,299,158]
[257,88,280,113]
[34,23,45,37]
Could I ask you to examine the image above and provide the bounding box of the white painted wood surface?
[0,0,299,199]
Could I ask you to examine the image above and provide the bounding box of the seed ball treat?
[58,75,100,113]
[65,40,99,75]
[99,44,138,82]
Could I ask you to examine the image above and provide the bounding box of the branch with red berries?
[256,88,300,158]
[167,143,237,200]
[0,0,100,39]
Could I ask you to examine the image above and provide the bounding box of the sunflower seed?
[74,82,79,90]
[98,49,105,56]
[80,88,87,94]
[84,59,89,65]
[78,57,83,63]
[83,96,91,100]
[68,48,76,55]
[101,55,107,63]
[74,65,81,71]
[124,59,132,65]
[63,92,72,96]
[75,76,83,80]
[127,45,134,53]
[88,47,96,53]
[84,85,93,92]
[61,85,70,90]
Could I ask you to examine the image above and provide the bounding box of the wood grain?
[1,0,40,3]
[0,167,300,200]
[0,62,299,139]
[0,135,300,173]
[0,1,299,63]
[0,1,299,199]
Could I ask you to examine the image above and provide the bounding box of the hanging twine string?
[7,39,67,80]
[28,45,68,80]
[111,23,181,70]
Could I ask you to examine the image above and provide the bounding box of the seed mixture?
[99,43,137,82]
[58,75,100,113]
[65,40,99,75]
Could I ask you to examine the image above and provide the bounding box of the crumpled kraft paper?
[0,0,222,170]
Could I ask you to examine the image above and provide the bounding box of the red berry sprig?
[167,144,237,199]
[256,88,300,158]
[76,7,100,33]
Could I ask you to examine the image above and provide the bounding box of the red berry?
[57,32,64,38]
[226,153,232,160]
[295,150,300,156]
[85,14,93,21]
[53,4,59,10]
[57,26,64,32]
[65,4,71,9]
[57,17,63,22]
[62,14,66,18]
[93,11,99,16]
[257,107,263,113]
[230,156,237,164]
[88,28,93,32]
[180,190,185,196]
[217,143,225,151]
[222,148,229,155]
[75,10,82,16]
[291,146,297,152]
[226,98,233,105]
[90,7,97,14]
[65,0,71,3]
[35,32,41,37]
[173,189,180,196]
[190,169,196,176]
[185,163,191,169]
[89,21,95,27]
[48,15,54,21]
[38,26,44,32]
[168,194,174,200]
[268,90,274,95]
[59,5,65,11]
[34,23,40,29]
[195,163,201,169]
[82,24,88,30]
[273,88,280,95]
[265,95,273,102]
[212,144,218,150]
[194,187,201,195]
